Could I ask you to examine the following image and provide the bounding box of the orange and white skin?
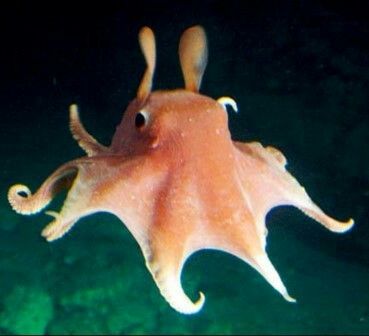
[8,26,354,314]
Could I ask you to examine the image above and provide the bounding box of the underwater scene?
[0,0,368,334]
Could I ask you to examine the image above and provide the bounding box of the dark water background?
[0,1,368,334]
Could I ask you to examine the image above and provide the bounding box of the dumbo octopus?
[8,26,354,314]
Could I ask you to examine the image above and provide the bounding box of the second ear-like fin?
[179,25,208,92]
[137,26,156,101]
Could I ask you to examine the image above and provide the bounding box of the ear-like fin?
[137,26,156,101]
[179,25,208,92]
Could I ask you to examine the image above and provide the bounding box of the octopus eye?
[135,110,149,129]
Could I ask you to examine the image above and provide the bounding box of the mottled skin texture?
[8,26,354,314]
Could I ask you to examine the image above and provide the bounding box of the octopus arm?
[7,157,101,241]
[139,173,207,314]
[8,155,140,242]
[69,104,110,157]
[144,242,205,314]
[8,160,80,216]
[234,140,354,233]
[196,139,355,303]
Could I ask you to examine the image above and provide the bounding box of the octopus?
[8,26,354,314]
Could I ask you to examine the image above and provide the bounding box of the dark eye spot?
[135,112,146,129]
